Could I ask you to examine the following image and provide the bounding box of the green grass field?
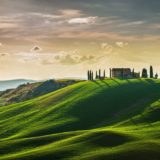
[0,78,160,160]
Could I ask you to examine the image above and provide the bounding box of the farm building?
[110,68,140,78]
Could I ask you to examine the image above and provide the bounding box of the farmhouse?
[110,68,138,78]
[87,67,141,80]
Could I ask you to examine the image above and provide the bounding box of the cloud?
[31,46,42,52]
[101,42,113,55]
[101,43,109,49]
[39,51,96,66]
[115,42,128,48]
[58,9,82,17]
[0,1,159,44]
[119,21,144,27]
[59,54,79,65]
[41,59,55,65]
[0,52,10,57]
[68,17,97,24]
[16,52,40,62]
[54,54,95,65]
[30,13,62,19]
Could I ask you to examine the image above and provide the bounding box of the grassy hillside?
[0,79,81,106]
[0,78,160,160]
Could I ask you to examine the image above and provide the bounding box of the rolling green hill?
[0,79,81,106]
[0,78,160,160]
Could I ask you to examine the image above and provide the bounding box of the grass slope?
[0,78,160,160]
[0,79,81,106]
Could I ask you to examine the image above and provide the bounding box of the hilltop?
[0,79,159,160]
[0,79,82,106]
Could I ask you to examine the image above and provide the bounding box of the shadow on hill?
[1,79,160,139]
[101,80,111,87]
[23,79,160,137]
[20,149,76,160]
[85,130,135,147]
[91,81,104,88]
[88,141,160,160]
[111,78,121,85]
[0,132,77,156]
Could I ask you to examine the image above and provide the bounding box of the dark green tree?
[91,71,94,80]
[95,71,98,79]
[150,65,153,78]
[99,69,101,78]
[110,68,112,78]
[132,68,135,77]
[155,73,158,79]
[142,68,148,78]
[87,70,90,80]
[103,70,106,79]
[89,70,92,80]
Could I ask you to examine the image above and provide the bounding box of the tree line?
[87,65,158,80]
[142,66,158,78]
[88,69,106,80]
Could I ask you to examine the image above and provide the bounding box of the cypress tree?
[99,69,101,78]
[96,71,98,79]
[150,65,153,78]
[87,70,90,80]
[89,70,92,80]
[110,68,112,78]
[91,71,94,80]
[132,68,135,78]
[103,70,106,79]
[142,68,148,78]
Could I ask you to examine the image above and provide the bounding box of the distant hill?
[0,79,36,91]
[0,78,159,160]
[0,79,82,106]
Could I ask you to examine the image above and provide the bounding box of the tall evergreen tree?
[150,65,153,78]
[142,68,148,78]
[96,71,98,79]
[87,70,90,80]
[89,70,92,80]
[103,70,106,79]
[91,71,94,80]
[132,68,135,77]
[99,69,101,78]
[110,68,112,78]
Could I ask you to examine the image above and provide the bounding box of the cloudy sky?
[0,0,160,80]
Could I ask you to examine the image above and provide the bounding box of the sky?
[0,0,160,80]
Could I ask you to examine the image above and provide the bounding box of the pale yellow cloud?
[58,9,83,17]
[0,52,10,57]
[68,17,97,24]
[115,42,128,48]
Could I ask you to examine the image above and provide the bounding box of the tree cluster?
[87,69,106,80]
[142,65,158,79]
[87,70,94,80]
